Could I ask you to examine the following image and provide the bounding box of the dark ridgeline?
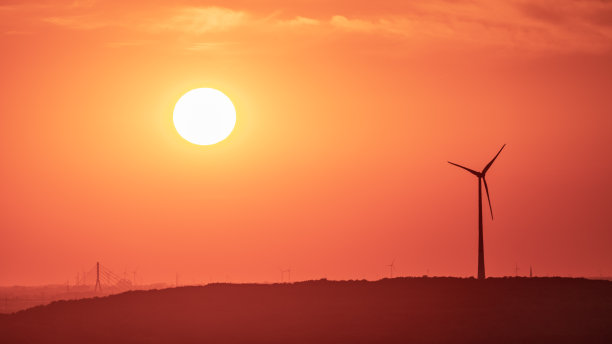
[449,144,506,279]
[1,277,611,344]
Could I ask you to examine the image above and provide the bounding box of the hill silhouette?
[1,277,611,343]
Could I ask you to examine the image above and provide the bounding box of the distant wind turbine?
[279,268,292,283]
[387,258,395,278]
[132,267,138,287]
[449,144,506,280]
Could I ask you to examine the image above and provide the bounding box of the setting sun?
[173,88,236,145]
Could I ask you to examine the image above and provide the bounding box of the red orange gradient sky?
[1,0,612,285]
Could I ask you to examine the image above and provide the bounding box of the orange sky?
[1,0,612,285]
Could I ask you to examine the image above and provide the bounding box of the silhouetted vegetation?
[1,277,611,343]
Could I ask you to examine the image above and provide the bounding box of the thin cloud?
[41,6,249,34]
[69,0,96,8]
[278,16,320,27]
[146,7,248,34]
[330,15,379,33]
[325,0,612,53]
[186,41,237,51]
[0,0,93,12]
[10,0,612,54]
[105,40,156,48]
[43,15,109,30]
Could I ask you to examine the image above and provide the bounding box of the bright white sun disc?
[173,88,236,145]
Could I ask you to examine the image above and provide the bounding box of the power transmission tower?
[94,262,102,292]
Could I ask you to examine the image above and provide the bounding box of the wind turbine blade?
[483,177,493,220]
[482,144,506,175]
[448,162,480,176]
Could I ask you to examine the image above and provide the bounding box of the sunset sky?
[1,0,612,285]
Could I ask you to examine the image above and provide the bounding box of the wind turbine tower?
[387,259,395,278]
[94,262,102,292]
[280,268,292,283]
[449,144,506,280]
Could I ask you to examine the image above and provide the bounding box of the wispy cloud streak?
[3,0,611,54]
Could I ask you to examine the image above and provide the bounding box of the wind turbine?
[279,268,291,283]
[387,258,395,278]
[132,267,138,287]
[449,144,506,280]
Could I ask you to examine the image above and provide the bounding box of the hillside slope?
[1,277,611,343]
